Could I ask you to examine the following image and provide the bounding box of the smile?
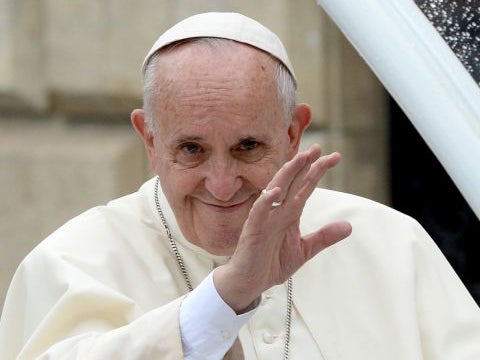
[199,199,251,213]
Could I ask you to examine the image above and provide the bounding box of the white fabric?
[239,282,322,360]
[142,12,297,85]
[180,271,256,360]
[180,270,321,360]
[1,177,480,359]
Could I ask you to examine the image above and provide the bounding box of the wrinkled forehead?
[147,42,285,132]
[152,38,278,79]
[147,40,279,101]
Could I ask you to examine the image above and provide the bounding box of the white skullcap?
[142,12,296,86]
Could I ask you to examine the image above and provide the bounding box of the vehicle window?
[415,0,479,86]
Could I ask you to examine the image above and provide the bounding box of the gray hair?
[143,38,297,134]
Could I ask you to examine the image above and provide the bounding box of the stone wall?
[0,0,388,307]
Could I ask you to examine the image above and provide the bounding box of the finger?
[280,152,340,211]
[302,221,352,261]
[264,147,312,193]
[265,145,321,201]
[282,149,328,204]
[282,145,322,197]
[247,187,282,229]
[294,152,341,203]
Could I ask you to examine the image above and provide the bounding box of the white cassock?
[1,178,479,359]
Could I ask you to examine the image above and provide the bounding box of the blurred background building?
[1,0,478,310]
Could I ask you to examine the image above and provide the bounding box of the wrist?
[213,265,262,314]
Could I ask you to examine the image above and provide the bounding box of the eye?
[174,142,207,167]
[232,138,265,162]
[237,138,260,151]
[181,142,203,155]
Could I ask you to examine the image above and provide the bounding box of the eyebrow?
[238,135,272,144]
[237,136,259,143]
[172,134,272,147]
[173,136,204,146]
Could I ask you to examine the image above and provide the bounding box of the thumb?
[302,221,352,260]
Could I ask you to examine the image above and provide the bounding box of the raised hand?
[214,144,352,312]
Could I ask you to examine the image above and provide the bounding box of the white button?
[262,332,276,344]
[221,330,230,340]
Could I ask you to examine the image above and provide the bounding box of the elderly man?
[1,12,480,360]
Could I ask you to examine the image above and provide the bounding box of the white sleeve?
[180,271,258,360]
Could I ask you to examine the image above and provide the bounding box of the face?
[132,42,311,255]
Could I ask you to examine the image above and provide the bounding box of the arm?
[0,250,256,360]
[0,249,185,360]
[180,271,257,360]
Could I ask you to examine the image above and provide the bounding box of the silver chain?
[283,277,293,360]
[154,176,292,359]
[154,176,193,292]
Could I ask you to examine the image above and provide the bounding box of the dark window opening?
[389,96,480,304]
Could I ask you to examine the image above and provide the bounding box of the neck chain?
[154,176,293,360]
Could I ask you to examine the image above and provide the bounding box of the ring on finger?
[261,189,283,207]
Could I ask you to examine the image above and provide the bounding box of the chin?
[201,228,241,256]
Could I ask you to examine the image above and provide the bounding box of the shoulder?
[299,188,431,291]
[9,178,177,308]
[25,178,163,267]
[301,188,432,268]
[303,187,420,232]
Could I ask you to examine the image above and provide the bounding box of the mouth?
[199,197,253,213]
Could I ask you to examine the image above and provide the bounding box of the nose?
[204,158,243,202]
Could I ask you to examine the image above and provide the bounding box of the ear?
[287,103,312,159]
[131,108,157,170]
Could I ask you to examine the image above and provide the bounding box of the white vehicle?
[316,0,480,219]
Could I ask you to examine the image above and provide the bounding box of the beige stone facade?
[0,0,388,307]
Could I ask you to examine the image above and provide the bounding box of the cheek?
[159,166,204,207]
[244,162,282,189]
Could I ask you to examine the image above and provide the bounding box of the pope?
[1,12,479,360]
